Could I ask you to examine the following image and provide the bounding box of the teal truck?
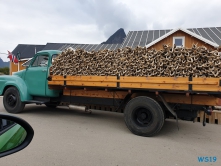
[0,50,62,114]
[0,50,220,136]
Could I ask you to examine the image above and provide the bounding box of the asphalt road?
[0,97,221,166]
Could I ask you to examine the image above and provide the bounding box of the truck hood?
[12,70,26,79]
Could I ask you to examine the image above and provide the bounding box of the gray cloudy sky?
[0,0,220,61]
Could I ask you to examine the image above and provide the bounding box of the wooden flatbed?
[48,75,221,106]
[48,75,221,92]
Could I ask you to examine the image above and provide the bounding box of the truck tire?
[124,96,165,137]
[3,87,25,114]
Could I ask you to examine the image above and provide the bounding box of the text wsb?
[198,156,217,162]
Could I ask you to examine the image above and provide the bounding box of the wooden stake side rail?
[63,89,128,99]
[61,89,221,106]
[161,94,221,106]
[48,75,221,92]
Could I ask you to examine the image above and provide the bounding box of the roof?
[187,27,221,46]
[42,43,67,50]
[68,44,121,51]
[146,28,219,48]
[12,44,45,59]
[121,27,221,48]
[121,29,172,48]
[42,43,121,51]
[11,26,221,61]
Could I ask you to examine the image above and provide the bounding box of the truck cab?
[0,50,62,113]
[21,50,61,97]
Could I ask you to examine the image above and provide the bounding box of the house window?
[173,37,185,47]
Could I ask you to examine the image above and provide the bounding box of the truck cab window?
[32,55,49,67]
[51,54,58,63]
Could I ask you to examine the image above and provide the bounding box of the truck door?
[24,54,49,96]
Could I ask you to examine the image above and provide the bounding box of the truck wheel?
[124,96,164,137]
[3,87,25,113]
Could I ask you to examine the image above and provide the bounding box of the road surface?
[0,97,220,166]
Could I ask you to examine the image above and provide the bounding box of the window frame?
[30,54,49,67]
[0,119,16,135]
[51,54,58,63]
[173,36,185,47]
[22,58,33,67]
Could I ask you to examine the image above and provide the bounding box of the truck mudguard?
[0,75,32,101]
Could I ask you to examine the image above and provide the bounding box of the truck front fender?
[0,75,32,101]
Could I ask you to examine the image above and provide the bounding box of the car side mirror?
[0,114,34,158]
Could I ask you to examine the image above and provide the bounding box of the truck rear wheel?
[124,96,164,137]
[3,87,25,114]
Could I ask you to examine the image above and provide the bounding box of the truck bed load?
[49,44,221,77]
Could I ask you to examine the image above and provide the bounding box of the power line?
[0,53,8,55]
